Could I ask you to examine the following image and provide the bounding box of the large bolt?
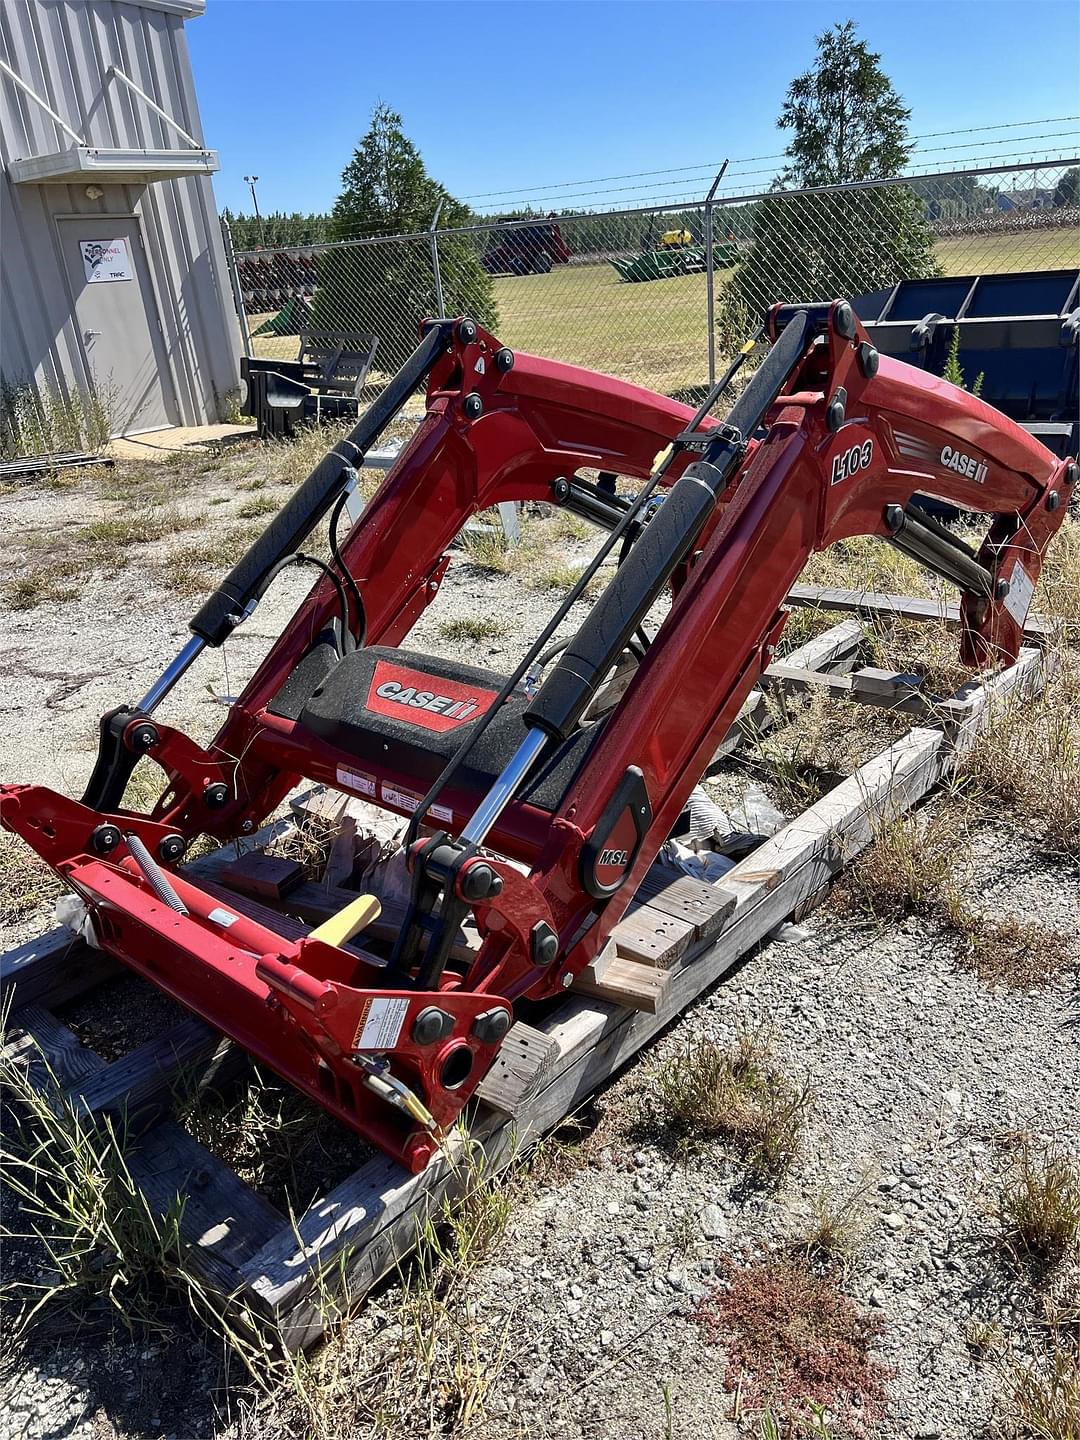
[456,318,478,345]
[159,834,186,863]
[494,347,514,372]
[857,342,879,378]
[463,392,483,419]
[413,1006,455,1046]
[832,302,856,339]
[460,862,501,901]
[129,722,159,750]
[90,823,122,855]
[204,782,229,809]
[1046,490,1061,512]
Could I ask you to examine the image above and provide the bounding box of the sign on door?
[80,237,134,283]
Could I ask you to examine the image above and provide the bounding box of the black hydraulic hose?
[258,553,353,654]
[404,328,768,846]
[329,487,367,646]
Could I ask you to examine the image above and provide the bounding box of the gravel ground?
[2,454,1077,1440]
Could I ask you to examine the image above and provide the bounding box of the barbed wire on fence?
[227,157,1080,401]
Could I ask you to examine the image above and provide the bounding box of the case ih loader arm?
[2,303,1072,1171]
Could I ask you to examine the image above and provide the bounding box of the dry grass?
[435,616,507,644]
[650,1031,810,1181]
[77,510,198,547]
[236,494,280,520]
[694,1254,891,1436]
[997,1140,1080,1266]
[835,806,962,924]
[1001,1346,1080,1439]
[2,560,80,612]
[961,655,1080,861]
[749,689,907,812]
[837,807,1073,989]
[797,1180,873,1273]
[955,914,1073,990]
[0,831,62,928]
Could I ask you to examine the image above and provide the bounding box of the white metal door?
[57,216,177,435]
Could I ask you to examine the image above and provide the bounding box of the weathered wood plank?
[218,852,304,901]
[785,584,1050,641]
[125,1122,286,1297]
[571,954,669,1012]
[5,1002,285,1302]
[609,903,694,969]
[70,1016,235,1129]
[4,1004,107,1088]
[632,868,736,944]
[473,1021,561,1117]
[0,927,118,1010]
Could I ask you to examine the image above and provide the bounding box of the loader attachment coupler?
[2,304,1073,1171]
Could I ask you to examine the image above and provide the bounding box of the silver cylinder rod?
[458,728,549,847]
[137,635,206,714]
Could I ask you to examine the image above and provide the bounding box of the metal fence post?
[429,200,446,318]
[703,161,729,387]
[220,218,252,358]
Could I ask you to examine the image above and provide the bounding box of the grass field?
[248,227,1079,392]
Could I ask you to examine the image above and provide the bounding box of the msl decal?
[365,659,498,733]
[831,438,874,485]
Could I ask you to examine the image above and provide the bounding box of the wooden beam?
[785,584,1051,642]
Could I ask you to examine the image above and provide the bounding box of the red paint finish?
[2,310,1072,1169]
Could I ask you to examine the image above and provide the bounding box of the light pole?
[243,175,263,243]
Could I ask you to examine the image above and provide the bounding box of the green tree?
[778,19,912,186]
[732,20,939,330]
[1053,166,1080,209]
[313,105,496,371]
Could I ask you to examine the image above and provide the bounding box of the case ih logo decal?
[831,438,873,485]
[940,445,988,484]
[366,660,498,734]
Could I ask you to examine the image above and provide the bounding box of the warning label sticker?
[381,783,453,824]
[1004,561,1035,627]
[337,765,376,797]
[353,996,410,1051]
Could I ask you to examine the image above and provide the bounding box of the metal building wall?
[0,0,240,431]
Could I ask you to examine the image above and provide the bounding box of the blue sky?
[190,1,1080,218]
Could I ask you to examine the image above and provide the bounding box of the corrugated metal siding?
[0,0,239,429]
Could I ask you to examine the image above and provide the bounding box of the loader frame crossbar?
[2,303,1073,1170]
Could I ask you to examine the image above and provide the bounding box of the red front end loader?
[2,303,1072,1170]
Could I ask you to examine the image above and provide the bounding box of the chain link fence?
[230,158,1078,400]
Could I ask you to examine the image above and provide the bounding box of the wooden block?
[70,1016,237,1129]
[473,1021,561,1117]
[851,667,923,698]
[322,817,358,890]
[0,927,118,1011]
[609,902,694,969]
[633,868,736,945]
[571,955,669,1013]
[576,937,617,985]
[219,851,304,902]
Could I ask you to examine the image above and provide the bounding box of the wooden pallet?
[1,594,1048,1351]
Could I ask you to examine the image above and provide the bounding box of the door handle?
[84,329,102,339]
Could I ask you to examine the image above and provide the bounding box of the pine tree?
[732,21,939,329]
[778,19,912,187]
[313,106,496,371]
